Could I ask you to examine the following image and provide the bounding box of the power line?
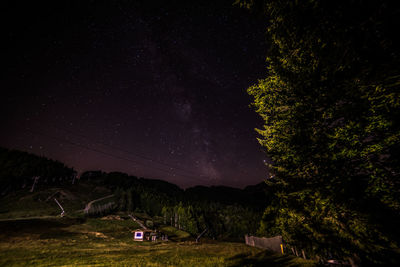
[16,126,210,184]
[36,121,203,178]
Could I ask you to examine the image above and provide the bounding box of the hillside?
[0,216,316,266]
[0,147,321,266]
[0,147,269,240]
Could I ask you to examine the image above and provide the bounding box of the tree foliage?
[0,147,76,194]
[161,201,261,239]
[242,0,400,264]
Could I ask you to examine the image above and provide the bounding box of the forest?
[0,147,267,241]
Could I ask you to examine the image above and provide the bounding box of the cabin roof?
[133,229,153,233]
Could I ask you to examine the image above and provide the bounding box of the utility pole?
[30,176,40,192]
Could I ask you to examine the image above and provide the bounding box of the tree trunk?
[30,176,40,192]
[54,198,65,217]
[196,228,208,243]
[301,249,306,259]
[349,254,361,267]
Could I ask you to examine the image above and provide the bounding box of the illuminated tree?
[242,0,400,264]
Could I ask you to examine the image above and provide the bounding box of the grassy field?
[0,184,112,220]
[0,217,317,267]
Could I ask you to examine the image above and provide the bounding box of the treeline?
[0,147,76,195]
[79,170,182,216]
[0,148,269,240]
[80,170,267,239]
[161,202,261,239]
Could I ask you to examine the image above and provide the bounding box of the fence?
[245,235,283,254]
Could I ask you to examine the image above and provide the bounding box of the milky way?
[1,1,269,188]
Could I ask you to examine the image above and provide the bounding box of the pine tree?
[242,0,400,264]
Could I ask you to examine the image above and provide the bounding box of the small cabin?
[133,229,154,241]
[134,230,144,241]
[133,229,165,242]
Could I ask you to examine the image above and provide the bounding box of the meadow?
[0,217,317,266]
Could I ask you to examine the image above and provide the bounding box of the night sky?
[1,1,269,188]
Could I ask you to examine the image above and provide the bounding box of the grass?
[0,183,109,220]
[159,225,191,241]
[0,185,318,266]
[0,216,318,266]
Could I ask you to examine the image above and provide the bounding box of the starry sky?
[1,0,269,188]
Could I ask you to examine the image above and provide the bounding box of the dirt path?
[84,194,114,213]
[128,214,147,229]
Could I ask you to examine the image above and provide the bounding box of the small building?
[133,229,154,241]
[134,230,144,241]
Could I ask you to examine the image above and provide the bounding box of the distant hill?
[0,147,76,196]
[0,147,269,206]
[0,147,269,239]
[184,184,267,209]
